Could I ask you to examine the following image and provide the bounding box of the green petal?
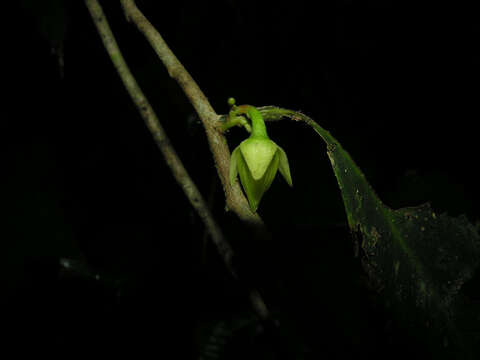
[229,146,240,186]
[240,137,277,180]
[260,151,280,194]
[277,146,293,187]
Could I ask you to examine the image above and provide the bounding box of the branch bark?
[84,0,271,321]
[119,0,266,232]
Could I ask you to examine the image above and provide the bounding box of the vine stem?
[84,0,271,321]
[119,0,266,230]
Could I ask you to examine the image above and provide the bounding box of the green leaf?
[260,107,480,356]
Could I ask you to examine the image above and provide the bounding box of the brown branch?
[119,0,266,232]
[84,0,271,320]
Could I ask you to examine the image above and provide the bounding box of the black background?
[2,0,479,358]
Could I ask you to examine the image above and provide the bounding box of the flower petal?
[277,146,293,187]
[259,151,280,194]
[240,138,277,180]
[236,150,280,212]
[236,151,260,211]
[229,146,240,186]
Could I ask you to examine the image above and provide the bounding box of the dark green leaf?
[260,106,480,357]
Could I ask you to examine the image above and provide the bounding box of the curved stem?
[86,0,272,321]
[119,0,267,231]
[257,106,316,127]
[85,0,231,264]
[221,115,252,133]
[237,105,268,138]
[223,105,267,137]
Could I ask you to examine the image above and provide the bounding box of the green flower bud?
[228,105,292,212]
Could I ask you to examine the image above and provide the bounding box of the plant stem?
[119,0,266,231]
[85,0,271,321]
[85,0,228,262]
[221,115,252,133]
[237,105,268,138]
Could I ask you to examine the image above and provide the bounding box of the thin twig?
[84,0,271,320]
[119,0,266,231]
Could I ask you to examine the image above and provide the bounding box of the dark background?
[2,0,479,358]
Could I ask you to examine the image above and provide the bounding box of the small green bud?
[227,97,236,107]
[227,103,292,212]
[230,136,292,212]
